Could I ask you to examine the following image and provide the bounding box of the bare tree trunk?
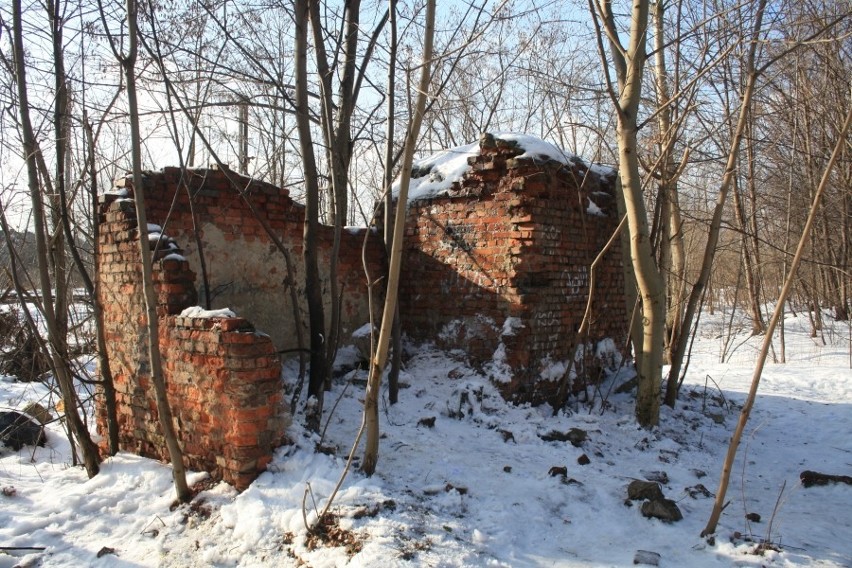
[362,0,435,475]
[294,0,328,431]
[731,174,765,335]
[383,0,401,405]
[779,70,800,364]
[307,0,387,388]
[664,188,686,377]
[294,0,388,415]
[842,188,850,321]
[591,0,664,427]
[11,0,101,477]
[82,115,120,454]
[666,0,768,395]
[238,96,249,175]
[324,0,360,366]
[620,133,665,427]
[819,209,844,320]
[702,102,852,538]
[615,181,643,369]
[121,0,190,501]
[744,117,767,331]
[650,0,688,405]
[657,177,672,360]
[50,0,120,455]
[810,273,825,342]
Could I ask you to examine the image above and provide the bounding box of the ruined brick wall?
[96,165,381,488]
[398,135,627,400]
[131,165,382,352]
[96,137,627,486]
[97,196,287,489]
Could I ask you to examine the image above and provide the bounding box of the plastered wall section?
[397,137,628,401]
[130,165,382,353]
[96,195,288,490]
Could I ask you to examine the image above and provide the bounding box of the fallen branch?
[0,547,46,551]
[800,471,852,488]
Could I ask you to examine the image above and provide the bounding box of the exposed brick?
[95,168,295,490]
[96,140,627,488]
[395,135,627,402]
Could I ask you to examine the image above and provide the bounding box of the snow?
[586,197,605,216]
[501,316,524,336]
[179,306,237,319]
[538,357,568,382]
[1,309,851,567]
[394,133,616,203]
[352,323,373,339]
[395,140,480,202]
[345,226,373,236]
[497,132,574,163]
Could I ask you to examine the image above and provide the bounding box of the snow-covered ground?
[1,308,851,567]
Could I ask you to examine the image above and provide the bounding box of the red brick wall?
[397,136,627,400]
[96,140,627,485]
[97,195,287,489]
[95,165,381,489]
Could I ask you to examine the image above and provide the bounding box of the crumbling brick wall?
[97,195,288,489]
[397,134,627,400]
[96,135,628,486]
[96,166,382,489]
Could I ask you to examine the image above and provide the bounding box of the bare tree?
[47,0,122,455]
[760,4,852,326]
[703,101,852,537]
[292,0,328,431]
[589,0,665,427]
[101,0,190,501]
[9,0,101,477]
[382,0,402,404]
[666,0,849,400]
[362,0,436,476]
[647,0,693,376]
[666,0,768,401]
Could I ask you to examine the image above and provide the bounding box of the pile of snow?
[586,197,605,216]
[1,309,851,566]
[179,306,237,319]
[104,187,130,198]
[395,140,480,202]
[393,132,616,202]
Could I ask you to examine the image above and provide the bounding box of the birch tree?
[362,0,435,475]
[589,0,665,427]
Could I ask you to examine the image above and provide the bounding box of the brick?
[226,342,275,358]
[229,432,260,446]
[217,318,251,332]
[222,332,261,344]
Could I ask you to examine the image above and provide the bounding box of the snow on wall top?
[393,132,616,203]
[180,306,237,319]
